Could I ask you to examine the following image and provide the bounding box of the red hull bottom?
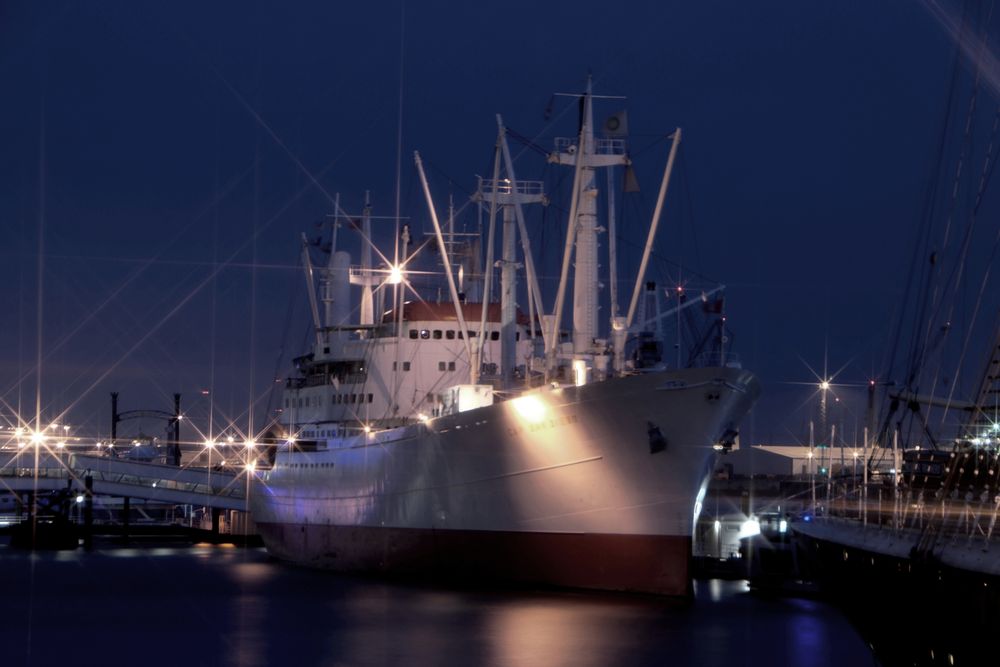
[256,522,694,597]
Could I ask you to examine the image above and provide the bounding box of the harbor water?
[0,540,876,667]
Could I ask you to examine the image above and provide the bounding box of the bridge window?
[368,393,373,403]
[433,330,442,339]
[446,330,455,340]
[409,329,418,339]
[420,329,430,339]
[448,361,455,371]
[491,331,499,341]
[403,361,411,371]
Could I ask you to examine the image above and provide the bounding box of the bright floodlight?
[511,395,547,424]
[738,517,761,540]
[245,440,256,449]
[75,495,84,504]
[30,431,45,445]
[245,460,257,472]
[388,265,404,285]
[204,439,216,449]
[819,380,830,391]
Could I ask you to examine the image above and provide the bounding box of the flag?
[703,297,724,314]
[623,164,640,193]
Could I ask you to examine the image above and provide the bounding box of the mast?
[322,193,351,334]
[498,115,549,352]
[475,146,545,388]
[548,77,629,376]
[299,233,324,349]
[571,79,599,354]
[474,142,503,386]
[625,128,681,329]
[414,151,476,382]
[359,191,375,327]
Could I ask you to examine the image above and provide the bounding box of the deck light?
[511,395,547,424]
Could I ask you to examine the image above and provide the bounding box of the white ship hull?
[251,366,758,595]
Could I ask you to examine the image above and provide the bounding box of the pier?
[0,448,258,549]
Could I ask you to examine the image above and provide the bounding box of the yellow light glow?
[819,380,830,391]
[388,265,404,285]
[363,425,372,434]
[245,440,256,448]
[511,395,547,424]
[572,359,588,387]
[204,439,216,449]
[245,461,256,472]
[30,431,45,445]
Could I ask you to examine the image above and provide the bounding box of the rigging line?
[916,0,991,351]
[887,0,970,420]
[928,0,996,328]
[504,127,550,158]
[973,105,1000,215]
[615,234,721,286]
[627,132,672,160]
[937,209,1000,430]
[915,0,996,430]
[677,145,705,276]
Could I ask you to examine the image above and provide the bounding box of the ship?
[249,79,759,597]
[789,17,1000,658]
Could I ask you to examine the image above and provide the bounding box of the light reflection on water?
[0,544,874,667]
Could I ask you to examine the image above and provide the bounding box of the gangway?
[0,453,249,511]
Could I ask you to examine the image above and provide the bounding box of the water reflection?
[0,544,874,667]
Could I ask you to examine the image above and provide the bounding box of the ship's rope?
[872,0,976,461]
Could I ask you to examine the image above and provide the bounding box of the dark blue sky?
[1,1,986,447]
